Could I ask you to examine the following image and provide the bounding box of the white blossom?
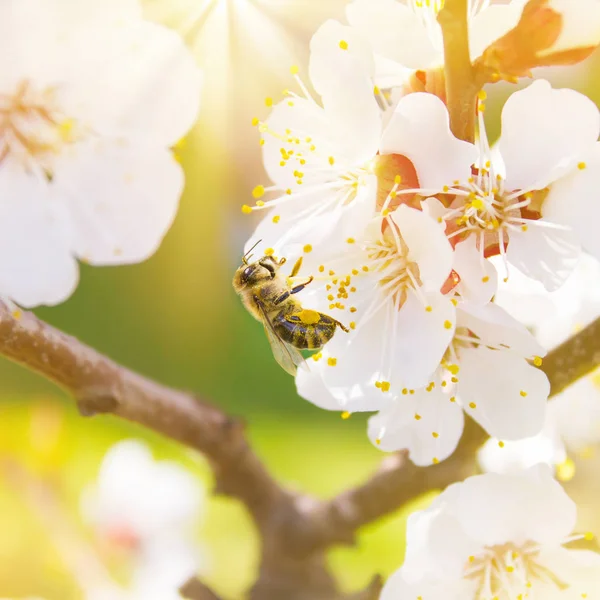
[0,0,201,307]
[382,80,600,291]
[381,466,600,600]
[82,440,205,596]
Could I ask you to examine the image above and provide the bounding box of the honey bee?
[233,243,349,375]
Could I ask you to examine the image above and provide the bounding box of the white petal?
[468,2,526,60]
[506,223,581,292]
[369,385,464,466]
[53,138,182,265]
[380,568,471,600]
[345,0,441,69]
[0,167,78,308]
[457,302,546,358]
[308,19,375,97]
[459,347,549,440]
[454,466,576,547]
[380,93,478,189]
[498,80,600,191]
[543,143,600,262]
[538,547,600,597]
[543,0,600,55]
[393,205,454,291]
[391,292,456,390]
[295,366,345,412]
[453,236,498,304]
[66,22,202,147]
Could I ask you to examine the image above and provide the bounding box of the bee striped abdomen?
[273,310,337,350]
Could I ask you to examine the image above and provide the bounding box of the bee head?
[234,255,280,289]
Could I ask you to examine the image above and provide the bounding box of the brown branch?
[0,303,598,598]
[180,577,223,600]
[438,0,478,142]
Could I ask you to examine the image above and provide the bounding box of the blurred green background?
[1,2,599,597]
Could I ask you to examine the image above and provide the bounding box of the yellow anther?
[290,64,299,75]
[264,248,275,256]
[478,90,487,101]
[241,204,253,214]
[578,162,587,170]
[585,532,595,541]
[350,321,356,330]
[414,413,422,420]
[251,117,259,126]
[451,298,458,306]
[444,320,452,329]
[394,175,402,184]
[450,396,456,403]
[328,156,335,166]
[346,237,355,244]
[425,305,432,312]
[350,307,357,313]
[373,85,381,95]
[521,225,528,232]
[312,352,323,362]
[362,265,369,272]
[432,431,439,438]
[303,244,312,253]
[482,275,490,283]
[443,185,450,192]
[327,357,337,367]
[265,97,273,107]
[380,381,390,392]
[319,265,325,273]
[375,438,381,445]
[469,402,477,409]
[534,356,543,367]
[341,411,351,419]
[12,310,22,320]
[447,364,459,375]
[471,198,484,210]
[286,189,292,195]
[498,440,505,448]
[557,457,576,482]
[255,200,265,207]
[272,215,280,224]
[519,390,528,397]
[432,457,439,464]
[339,40,349,50]
[260,139,265,146]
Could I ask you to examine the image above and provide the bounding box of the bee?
[233,243,349,375]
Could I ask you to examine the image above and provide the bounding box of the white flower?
[82,440,204,593]
[365,301,548,465]
[0,0,201,307]
[381,466,600,600]
[383,80,600,292]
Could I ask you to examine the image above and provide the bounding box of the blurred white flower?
[383,80,600,291]
[0,0,201,307]
[82,440,205,597]
[366,302,548,465]
[381,466,600,600]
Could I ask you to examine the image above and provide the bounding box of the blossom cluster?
[244,0,600,468]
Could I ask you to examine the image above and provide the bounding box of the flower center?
[0,80,77,174]
[464,541,568,598]
[366,219,423,308]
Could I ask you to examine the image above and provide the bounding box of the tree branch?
[438,0,478,142]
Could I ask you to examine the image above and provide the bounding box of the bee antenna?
[242,239,262,265]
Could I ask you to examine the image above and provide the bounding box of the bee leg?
[279,257,287,266]
[289,256,303,278]
[290,275,314,295]
[334,319,350,333]
[274,291,290,305]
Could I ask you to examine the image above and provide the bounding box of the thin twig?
[438,0,478,142]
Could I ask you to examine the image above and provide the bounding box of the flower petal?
[368,384,464,466]
[380,567,472,600]
[459,347,549,440]
[457,302,546,359]
[345,0,441,69]
[543,0,600,56]
[393,205,454,291]
[0,166,78,308]
[506,222,580,292]
[380,93,478,190]
[453,466,576,547]
[498,80,600,191]
[453,236,498,304]
[53,138,182,265]
[308,19,375,97]
[543,143,600,262]
[390,291,456,390]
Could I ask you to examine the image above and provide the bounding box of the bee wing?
[255,298,307,376]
